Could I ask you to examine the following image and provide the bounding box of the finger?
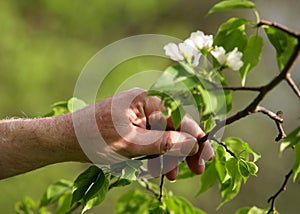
[126,127,199,157]
[163,156,179,181]
[147,156,162,178]
[179,114,206,140]
[186,141,214,174]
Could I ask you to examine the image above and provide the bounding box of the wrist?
[40,114,90,163]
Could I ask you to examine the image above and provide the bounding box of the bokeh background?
[1,0,300,213]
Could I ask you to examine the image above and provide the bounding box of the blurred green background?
[1,0,300,213]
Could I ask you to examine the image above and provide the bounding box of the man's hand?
[74,88,214,180]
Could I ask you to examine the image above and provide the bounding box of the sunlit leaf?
[246,161,258,176]
[292,144,300,181]
[208,0,255,15]
[55,192,73,214]
[239,35,264,85]
[235,206,268,214]
[67,97,88,112]
[218,178,241,209]
[166,196,203,214]
[149,63,198,94]
[214,18,249,52]
[40,180,72,207]
[224,137,260,162]
[264,26,298,71]
[280,126,300,153]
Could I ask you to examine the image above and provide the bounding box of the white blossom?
[164,42,201,67]
[211,46,227,65]
[184,31,213,51]
[226,48,244,71]
[164,43,184,61]
[211,46,243,71]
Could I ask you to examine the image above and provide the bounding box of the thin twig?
[286,74,300,98]
[275,112,287,142]
[255,106,284,123]
[140,177,159,197]
[258,20,300,39]
[267,169,293,214]
[207,85,262,92]
[158,175,165,202]
[212,137,236,158]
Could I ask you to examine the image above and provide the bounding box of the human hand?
[73,88,214,180]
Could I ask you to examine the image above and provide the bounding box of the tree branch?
[286,73,300,98]
[267,169,293,214]
[198,36,300,146]
[257,20,300,39]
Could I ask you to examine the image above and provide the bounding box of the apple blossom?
[185,30,213,51]
[211,46,243,71]
[164,42,201,67]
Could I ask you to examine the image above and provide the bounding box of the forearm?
[0,114,89,179]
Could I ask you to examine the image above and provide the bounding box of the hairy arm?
[0,115,89,179]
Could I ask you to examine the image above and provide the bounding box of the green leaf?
[149,63,198,94]
[197,160,218,195]
[165,196,197,214]
[208,0,255,15]
[292,144,300,181]
[71,166,102,205]
[225,158,240,190]
[176,161,197,180]
[149,205,167,214]
[109,178,132,189]
[15,197,38,214]
[202,114,217,132]
[40,180,72,207]
[115,189,151,214]
[246,161,258,176]
[67,97,88,112]
[55,192,73,214]
[213,18,249,53]
[171,103,185,130]
[280,127,300,180]
[224,137,260,162]
[264,26,298,71]
[82,170,106,204]
[239,35,264,85]
[43,101,69,117]
[280,126,300,153]
[82,178,109,213]
[235,206,268,214]
[214,145,228,182]
[218,178,241,209]
[238,159,250,179]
